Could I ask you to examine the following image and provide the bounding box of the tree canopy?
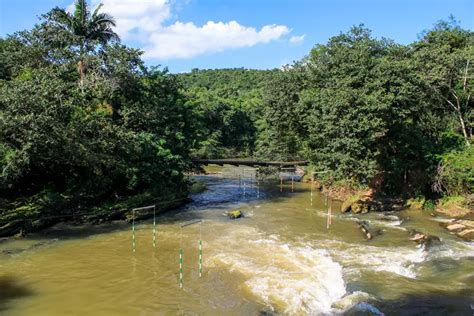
[0,2,472,236]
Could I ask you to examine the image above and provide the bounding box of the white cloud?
[144,21,289,59]
[91,0,171,40]
[289,34,306,44]
[81,0,290,59]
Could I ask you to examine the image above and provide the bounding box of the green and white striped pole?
[132,209,136,253]
[199,240,202,277]
[243,170,246,199]
[257,175,260,199]
[179,248,183,289]
[310,184,313,206]
[153,207,156,248]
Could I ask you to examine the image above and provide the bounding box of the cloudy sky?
[1,0,472,72]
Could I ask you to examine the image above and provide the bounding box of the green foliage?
[177,68,274,158]
[435,146,474,196]
[439,195,467,208]
[1,1,473,238]
[423,200,436,211]
[255,65,306,160]
[256,22,473,196]
[406,197,426,210]
[0,5,195,228]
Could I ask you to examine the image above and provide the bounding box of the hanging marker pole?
[291,175,294,192]
[132,209,136,253]
[326,204,330,229]
[257,173,260,199]
[179,248,183,289]
[310,183,313,206]
[199,220,202,278]
[327,199,332,229]
[199,240,202,278]
[280,176,283,192]
[153,206,156,248]
[329,200,332,225]
[243,170,246,199]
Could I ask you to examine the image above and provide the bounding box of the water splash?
[208,226,346,314]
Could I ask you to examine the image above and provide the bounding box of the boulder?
[441,219,474,241]
[446,223,466,232]
[228,210,242,219]
[341,195,360,213]
[409,231,441,249]
[360,188,376,199]
[352,202,370,214]
[456,229,474,241]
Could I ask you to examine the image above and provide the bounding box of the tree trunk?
[458,110,470,147]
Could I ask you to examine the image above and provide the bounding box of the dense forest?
[0,1,472,236]
[177,68,276,158]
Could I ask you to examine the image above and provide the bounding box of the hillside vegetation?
[0,1,472,236]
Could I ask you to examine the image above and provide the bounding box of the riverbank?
[303,176,474,241]
[1,167,473,315]
[0,189,191,238]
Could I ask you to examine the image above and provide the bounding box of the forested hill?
[177,68,277,96]
[176,68,277,159]
[0,0,472,237]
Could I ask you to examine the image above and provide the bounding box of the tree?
[414,19,473,146]
[256,65,306,160]
[48,0,120,86]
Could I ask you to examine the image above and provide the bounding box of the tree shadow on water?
[0,275,33,312]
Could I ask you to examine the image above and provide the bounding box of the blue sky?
[1,0,473,73]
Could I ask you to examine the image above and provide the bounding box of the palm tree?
[50,0,120,85]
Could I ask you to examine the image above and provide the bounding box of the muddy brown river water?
[1,166,473,315]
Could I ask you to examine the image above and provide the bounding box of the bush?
[434,146,474,196]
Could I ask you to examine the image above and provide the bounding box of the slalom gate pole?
[132,209,136,253]
[257,174,260,199]
[179,248,183,288]
[199,240,202,278]
[291,175,294,192]
[153,206,156,248]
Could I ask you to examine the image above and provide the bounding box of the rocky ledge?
[441,220,474,241]
[340,190,405,214]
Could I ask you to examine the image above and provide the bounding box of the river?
[1,166,473,315]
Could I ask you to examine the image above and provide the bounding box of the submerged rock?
[409,230,441,249]
[227,210,242,219]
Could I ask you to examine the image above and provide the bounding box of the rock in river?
[442,219,474,241]
[409,230,441,250]
[227,210,242,219]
